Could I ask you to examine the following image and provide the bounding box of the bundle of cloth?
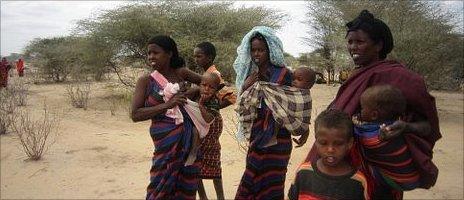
[151,70,212,138]
[151,71,213,166]
[235,81,312,147]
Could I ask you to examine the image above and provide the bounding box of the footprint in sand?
[88,146,108,152]
[65,146,107,154]
[65,149,80,154]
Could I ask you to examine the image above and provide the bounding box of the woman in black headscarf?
[304,10,440,199]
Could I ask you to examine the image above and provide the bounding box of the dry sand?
[1,76,463,199]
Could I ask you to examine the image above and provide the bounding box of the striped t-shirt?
[288,161,369,200]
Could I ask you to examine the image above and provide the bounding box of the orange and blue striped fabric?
[289,161,370,200]
[354,121,420,191]
[145,76,200,200]
[235,65,293,200]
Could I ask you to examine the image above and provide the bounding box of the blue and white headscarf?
[233,26,286,92]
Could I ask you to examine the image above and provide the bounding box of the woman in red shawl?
[16,58,25,77]
[1,57,12,88]
[306,10,440,199]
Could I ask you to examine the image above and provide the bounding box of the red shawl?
[16,59,24,71]
[306,60,440,189]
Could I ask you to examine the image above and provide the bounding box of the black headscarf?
[346,10,394,59]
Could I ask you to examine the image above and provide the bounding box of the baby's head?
[200,72,221,99]
[292,67,316,89]
[360,85,406,122]
[314,109,353,167]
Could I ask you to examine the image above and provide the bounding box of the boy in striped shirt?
[289,109,369,200]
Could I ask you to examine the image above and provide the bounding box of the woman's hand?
[379,119,432,141]
[166,94,187,108]
[132,75,180,122]
[379,120,407,141]
[241,72,259,92]
[292,131,309,148]
[184,85,200,100]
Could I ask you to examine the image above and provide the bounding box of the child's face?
[315,127,353,168]
[200,75,219,100]
[360,97,378,122]
[292,69,313,89]
[193,47,211,69]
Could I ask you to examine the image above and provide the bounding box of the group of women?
[131,10,440,200]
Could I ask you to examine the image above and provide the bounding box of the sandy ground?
[1,75,463,199]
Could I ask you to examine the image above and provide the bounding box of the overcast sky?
[1,1,462,58]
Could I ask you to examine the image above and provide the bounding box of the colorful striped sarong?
[354,121,420,191]
[235,65,293,200]
[145,76,200,200]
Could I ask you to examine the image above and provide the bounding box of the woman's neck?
[257,63,271,81]
[258,62,270,73]
[357,57,383,68]
[157,65,173,74]
[156,66,180,82]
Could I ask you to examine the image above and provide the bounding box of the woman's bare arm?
[130,75,186,122]
[177,67,202,85]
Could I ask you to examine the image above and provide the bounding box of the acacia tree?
[304,1,463,89]
[72,35,115,82]
[303,1,350,84]
[74,1,287,86]
[24,37,84,82]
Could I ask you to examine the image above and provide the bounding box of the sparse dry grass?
[0,89,16,135]
[66,83,91,110]
[222,114,248,153]
[9,79,29,106]
[11,106,61,160]
[101,82,133,116]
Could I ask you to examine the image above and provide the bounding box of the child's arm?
[198,95,214,123]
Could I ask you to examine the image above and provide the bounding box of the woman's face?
[193,47,211,69]
[250,38,269,67]
[147,44,171,70]
[346,29,382,67]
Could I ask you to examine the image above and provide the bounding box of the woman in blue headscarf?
[234,26,296,199]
